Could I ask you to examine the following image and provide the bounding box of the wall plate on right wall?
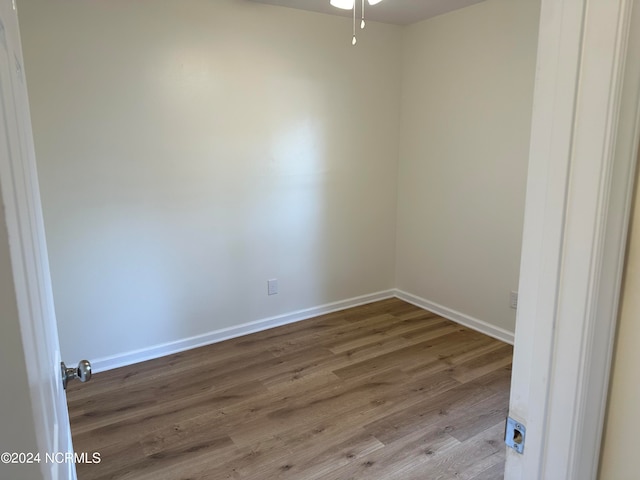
[510,291,519,310]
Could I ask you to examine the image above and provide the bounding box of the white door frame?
[506,0,640,478]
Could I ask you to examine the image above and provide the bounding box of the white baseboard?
[394,289,515,345]
[90,290,396,373]
[90,288,514,373]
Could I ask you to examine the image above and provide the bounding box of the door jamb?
[506,0,640,478]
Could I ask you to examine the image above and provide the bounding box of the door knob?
[61,360,92,390]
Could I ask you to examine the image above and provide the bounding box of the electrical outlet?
[267,279,278,296]
[510,291,518,310]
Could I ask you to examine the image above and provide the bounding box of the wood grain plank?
[67,299,511,480]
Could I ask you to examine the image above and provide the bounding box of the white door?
[0,1,76,479]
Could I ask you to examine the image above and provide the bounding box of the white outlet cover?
[510,291,518,309]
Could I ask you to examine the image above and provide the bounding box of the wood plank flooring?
[66,298,512,480]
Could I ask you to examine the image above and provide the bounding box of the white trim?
[89,289,517,373]
[394,289,514,345]
[88,290,395,373]
[578,2,640,477]
[506,0,640,479]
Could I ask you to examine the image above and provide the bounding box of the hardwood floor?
[67,298,512,480]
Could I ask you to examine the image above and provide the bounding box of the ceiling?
[248,0,486,26]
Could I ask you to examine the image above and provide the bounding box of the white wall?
[17,0,402,364]
[599,160,640,480]
[18,0,540,367]
[0,192,42,480]
[395,0,540,333]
